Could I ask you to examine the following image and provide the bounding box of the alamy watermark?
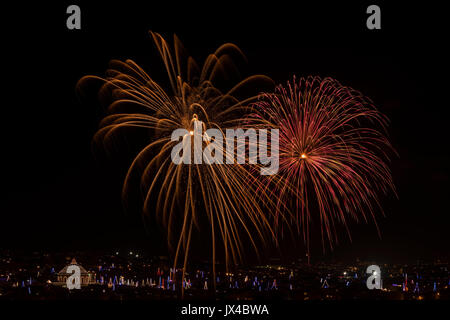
[170,119,279,175]
[366,265,382,290]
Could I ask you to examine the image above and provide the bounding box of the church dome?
[57,258,89,275]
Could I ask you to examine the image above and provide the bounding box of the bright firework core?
[189,114,200,135]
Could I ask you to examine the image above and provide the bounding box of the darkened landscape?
[1,249,449,301]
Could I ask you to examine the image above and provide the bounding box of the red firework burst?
[247,76,396,258]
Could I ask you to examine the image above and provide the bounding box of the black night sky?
[2,2,449,264]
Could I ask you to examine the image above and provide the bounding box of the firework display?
[5,2,450,312]
[245,77,396,259]
[78,31,398,279]
[77,32,280,294]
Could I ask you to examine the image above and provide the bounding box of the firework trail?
[245,76,396,260]
[77,32,279,294]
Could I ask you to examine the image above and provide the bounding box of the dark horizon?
[2,2,449,266]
